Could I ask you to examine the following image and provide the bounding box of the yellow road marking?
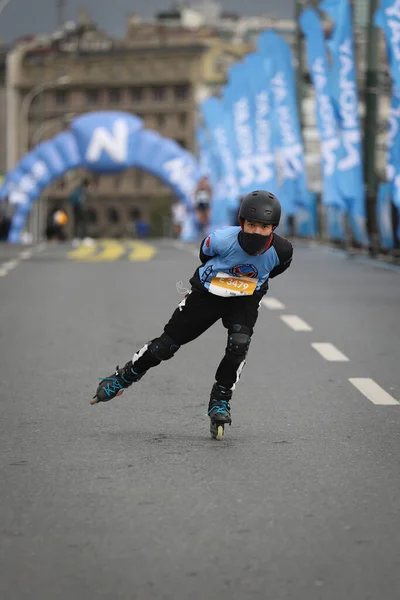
[127,241,157,261]
[67,244,98,260]
[68,239,157,261]
[85,240,126,261]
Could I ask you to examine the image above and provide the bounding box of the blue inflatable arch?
[0,111,201,242]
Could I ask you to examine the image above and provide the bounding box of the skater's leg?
[93,291,222,404]
[217,294,261,389]
[131,290,223,374]
[208,295,261,424]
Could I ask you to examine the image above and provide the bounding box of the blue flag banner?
[299,9,343,210]
[300,7,345,240]
[376,0,400,93]
[242,53,279,196]
[223,67,259,196]
[257,31,312,233]
[296,193,319,237]
[377,182,395,248]
[196,126,215,181]
[196,125,232,229]
[326,205,346,241]
[319,0,368,246]
[200,97,240,213]
[386,89,400,222]
[376,4,400,233]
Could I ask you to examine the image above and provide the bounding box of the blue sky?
[0,0,294,44]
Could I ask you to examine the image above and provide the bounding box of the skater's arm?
[269,239,293,279]
[199,233,219,263]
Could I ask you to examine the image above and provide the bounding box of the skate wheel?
[216,425,224,441]
[90,396,99,405]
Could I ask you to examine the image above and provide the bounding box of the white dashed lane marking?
[280,315,313,332]
[312,343,349,362]
[0,243,46,277]
[263,297,286,310]
[0,259,19,276]
[2,259,19,270]
[349,378,399,405]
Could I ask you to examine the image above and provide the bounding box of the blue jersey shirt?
[190,226,293,295]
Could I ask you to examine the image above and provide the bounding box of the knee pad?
[226,326,251,363]
[149,333,180,361]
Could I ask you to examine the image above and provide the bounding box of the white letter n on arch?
[85,119,129,164]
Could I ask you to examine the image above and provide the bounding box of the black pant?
[73,205,87,239]
[132,290,262,390]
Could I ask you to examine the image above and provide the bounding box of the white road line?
[0,242,46,277]
[263,297,286,310]
[280,315,313,331]
[349,378,399,405]
[2,259,19,270]
[311,343,349,362]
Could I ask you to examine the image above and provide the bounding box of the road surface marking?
[127,242,157,261]
[349,378,399,405]
[0,244,45,277]
[312,343,349,361]
[280,315,313,331]
[263,297,286,310]
[68,240,157,261]
[2,259,19,270]
[0,259,20,276]
[67,244,98,260]
[86,240,125,262]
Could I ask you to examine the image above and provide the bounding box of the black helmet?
[239,190,281,226]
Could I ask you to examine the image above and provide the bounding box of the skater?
[92,190,293,439]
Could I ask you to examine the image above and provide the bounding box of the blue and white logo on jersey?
[230,264,259,278]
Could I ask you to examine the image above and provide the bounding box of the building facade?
[7,21,211,238]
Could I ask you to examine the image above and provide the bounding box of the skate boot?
[208,383,232,441]
[91,360,144,405]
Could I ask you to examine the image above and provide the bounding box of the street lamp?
[31,112,75,147]
[18,75,70,242]
[19,75,70,157]
[0,0,13,19]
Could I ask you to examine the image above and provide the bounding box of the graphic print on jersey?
[230,264,258,278]
[200,265,214,284]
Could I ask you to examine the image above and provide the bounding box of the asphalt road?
[1,238,400,600]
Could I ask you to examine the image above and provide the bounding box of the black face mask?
[238,231,271,255]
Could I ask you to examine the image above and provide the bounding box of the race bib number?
[209,272,258,297]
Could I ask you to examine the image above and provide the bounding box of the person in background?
[130,207,151,239]
[194,176,212,238]
[45,204,68,241]
[0,206,11,241]
[136,218,151,238]
[68,178,91,243]
[171,201,187,238]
